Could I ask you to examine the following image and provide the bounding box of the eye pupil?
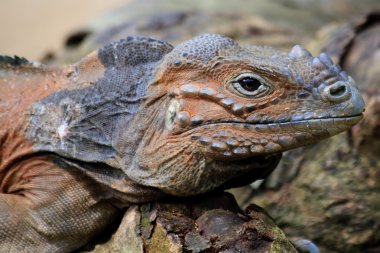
[239,77,262,92]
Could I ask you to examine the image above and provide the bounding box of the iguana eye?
[232,73,270,97]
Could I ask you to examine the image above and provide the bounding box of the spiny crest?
[98,36,174,68]
[0,55,33,66]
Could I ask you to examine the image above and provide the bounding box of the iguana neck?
[25,68,151,168]
[0,63,72,180]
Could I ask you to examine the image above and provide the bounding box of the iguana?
[0,34,364,252]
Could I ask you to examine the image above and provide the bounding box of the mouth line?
[179,113,363,134]
[223,152,281,163]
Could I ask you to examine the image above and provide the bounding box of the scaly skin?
[0,34,364,252]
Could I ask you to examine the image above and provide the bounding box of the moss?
[147,223,182,253]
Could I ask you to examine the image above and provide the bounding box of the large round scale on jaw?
[165,99,179,130]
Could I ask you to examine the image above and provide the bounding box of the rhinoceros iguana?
[0,34,364,252]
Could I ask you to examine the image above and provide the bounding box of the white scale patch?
[165,99,179,130]
[57,121,69,139]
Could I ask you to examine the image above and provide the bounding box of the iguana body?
[0,34,364,252]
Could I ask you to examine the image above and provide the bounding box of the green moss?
[270,226,298,253]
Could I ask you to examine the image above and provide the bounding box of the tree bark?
[83,193,297,253]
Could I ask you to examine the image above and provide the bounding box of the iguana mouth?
[181,114,363,158]
[180,114,363,134]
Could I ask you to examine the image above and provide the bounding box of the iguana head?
[25,34,364,197]
[128,34,364,195]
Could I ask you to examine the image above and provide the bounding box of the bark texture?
[83,193,297,253]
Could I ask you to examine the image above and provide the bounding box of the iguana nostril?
[322,81,351,103]
[330,84,346,96]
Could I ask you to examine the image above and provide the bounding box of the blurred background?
[0,0,128,59]
[0,0,378,60]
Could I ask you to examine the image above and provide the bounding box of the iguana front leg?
[0,155,119,253]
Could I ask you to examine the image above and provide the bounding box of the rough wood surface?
[85,193,297,253]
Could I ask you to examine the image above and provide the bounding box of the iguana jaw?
[131,112,362,196]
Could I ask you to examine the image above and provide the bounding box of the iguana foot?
[0,155,119,253]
